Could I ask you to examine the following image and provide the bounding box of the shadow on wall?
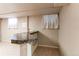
[38,31,58,46]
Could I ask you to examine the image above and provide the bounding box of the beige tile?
[33,46,60,56]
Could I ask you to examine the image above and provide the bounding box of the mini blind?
[42,14,58,29]
[8,17,18,29]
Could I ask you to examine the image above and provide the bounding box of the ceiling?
[0,3,68,18]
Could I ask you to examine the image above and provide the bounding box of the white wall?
[0,19,1,41]
[59,4,79,55]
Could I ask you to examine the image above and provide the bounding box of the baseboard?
[38,45,59,48]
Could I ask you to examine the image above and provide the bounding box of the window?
[42,14,58,29]
[8,17,18,29]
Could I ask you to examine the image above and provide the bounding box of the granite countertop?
[11,31,39,44]
[30,31,39,35]
[11,40,28,44]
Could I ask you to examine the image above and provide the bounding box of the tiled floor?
[33,46,60,56]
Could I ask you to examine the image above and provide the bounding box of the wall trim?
[38,44,59,48]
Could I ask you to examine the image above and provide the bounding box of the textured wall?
[59,4,79,55]
[0,20,1,40]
